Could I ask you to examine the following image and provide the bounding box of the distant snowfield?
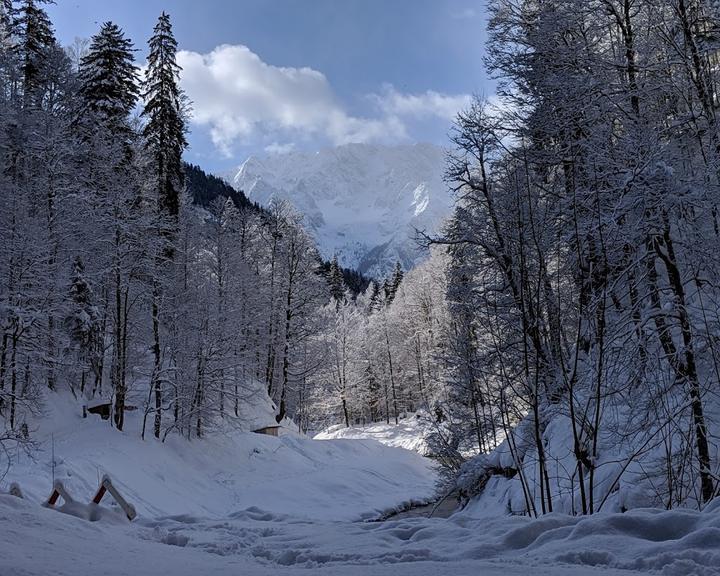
[1,397,719,576]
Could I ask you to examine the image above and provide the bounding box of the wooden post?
[91,482,106,505]
[45,480,74,508]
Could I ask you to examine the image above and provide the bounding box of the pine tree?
[142,11,187,223]
[142,12,187,438]
[328,255,346,306]
[63,256,101,397]
[78,22,139,128]
[15,0,55,109]
[76,21,142,431]
[384,261,404,306]
[367,280,383,313]
[390,261,404,293]
[0,1,15,49]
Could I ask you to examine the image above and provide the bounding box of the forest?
[1,0,720,522]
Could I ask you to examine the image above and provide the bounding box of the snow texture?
[1,484,718,575]
[0,394,437,523]
[314,413,433,455]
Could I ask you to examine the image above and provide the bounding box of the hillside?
[0,392,437,522]
[1,405,718,576]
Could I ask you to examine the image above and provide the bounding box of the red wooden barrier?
[44,481,74,508]
[91,475,137,521]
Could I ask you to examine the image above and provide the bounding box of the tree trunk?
[0,330,8,413]
[384,320,399,425]
[152,286,162,439]
[10,330,18,430]
[651,221,714,503]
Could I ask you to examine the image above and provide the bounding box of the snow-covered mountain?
[227,143,452,278]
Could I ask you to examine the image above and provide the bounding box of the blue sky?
[49,1,491,172]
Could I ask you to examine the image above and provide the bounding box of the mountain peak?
[226,143,451,277]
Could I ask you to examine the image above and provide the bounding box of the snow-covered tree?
[141,11,187,438]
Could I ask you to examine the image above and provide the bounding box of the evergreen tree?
[76,21,142,431]
[142,11,187,222]
[390,261,404,293]
[328,255,346,306]
[383,261,404,306]
[367,280,383,313]
[142,12,187,438]
[0,1,15,50]
[63,256,101,397]
[15,0,55,109]
[78,22,139,128]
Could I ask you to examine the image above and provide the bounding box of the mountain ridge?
[225,142,452,277]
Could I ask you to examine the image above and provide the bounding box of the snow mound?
[1,492,718,575]
[458,503,720,575]
[457,401,720,517]
[3,393,718,576]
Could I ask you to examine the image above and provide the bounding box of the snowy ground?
[2,490,719,576]
[314,413,432,455]
[1,396,719,576]
[0,394,437,522]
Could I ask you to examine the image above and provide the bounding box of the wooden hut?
[252,425,282,437]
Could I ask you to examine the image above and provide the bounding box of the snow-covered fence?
[41,475,137,522]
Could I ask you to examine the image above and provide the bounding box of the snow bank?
[457,499,720,575]
[3,393,718,576]
[457,400,720,517]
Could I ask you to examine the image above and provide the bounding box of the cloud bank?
[372,84,472,122]
[178,44,469,156]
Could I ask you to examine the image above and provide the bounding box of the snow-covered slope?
[3,395,720,576]
[0,393,437,522]
[228,143,452,277]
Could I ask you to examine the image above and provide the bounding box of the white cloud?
[178,44,471,157]
[264,142,296,155]
[178,44,406,156]
[372,84,472,122]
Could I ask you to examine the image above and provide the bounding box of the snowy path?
[3,489,719,575]
[0,494,645,576]
[134,504,720,574]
